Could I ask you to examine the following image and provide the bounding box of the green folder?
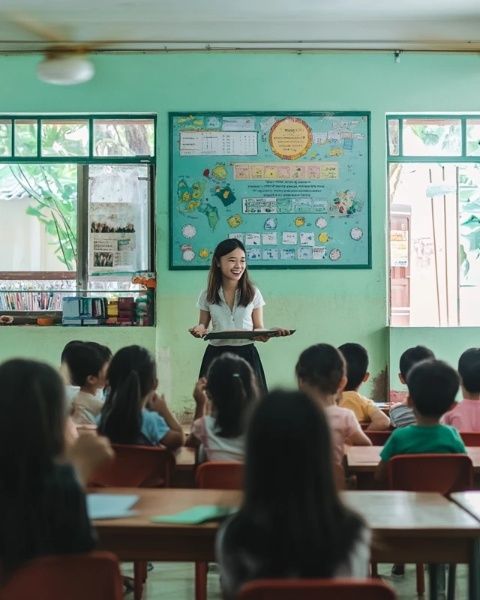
[151,504,237,524]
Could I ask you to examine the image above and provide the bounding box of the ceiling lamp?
[37,54,95,85]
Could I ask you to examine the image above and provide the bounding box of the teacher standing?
[189,238,269,393]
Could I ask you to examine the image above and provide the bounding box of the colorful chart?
[170,112,370,269]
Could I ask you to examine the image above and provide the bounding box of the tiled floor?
[124,561,468,599]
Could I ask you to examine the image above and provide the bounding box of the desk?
[93,488,480,600]
[347,446,480,474]
[172,447,196,487]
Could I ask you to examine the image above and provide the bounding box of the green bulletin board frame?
[169,111,371,269]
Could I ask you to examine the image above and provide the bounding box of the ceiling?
[1,0,480,53]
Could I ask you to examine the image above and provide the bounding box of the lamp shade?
[37,55,95,85]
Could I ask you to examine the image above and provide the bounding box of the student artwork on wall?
[169,112,371,269]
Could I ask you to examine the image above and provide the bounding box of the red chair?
[387,453,473,597]
[460,432,480,446]
[238,578,396,599]
[195,460,244,489]
[0,552,122,600]
[365,430,391,445]
[195,461,244,600]
[89,444,176,600]
[88,443,175,488]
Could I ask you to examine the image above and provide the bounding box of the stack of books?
[62,297,107,326]
[105,297,136,325]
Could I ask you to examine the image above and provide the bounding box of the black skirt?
[199,343,267,394]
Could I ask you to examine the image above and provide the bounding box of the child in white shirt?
[70,342,111,425]
[188,353,259,462]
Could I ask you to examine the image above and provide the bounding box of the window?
[388,115,480,326]
[0,115,156,322]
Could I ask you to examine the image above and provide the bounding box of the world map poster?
[169,112,370,269]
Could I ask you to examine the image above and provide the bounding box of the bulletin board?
[169,111,370,269]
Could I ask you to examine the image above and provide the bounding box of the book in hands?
[204,328,295,341]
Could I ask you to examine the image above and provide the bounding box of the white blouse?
[197,286,265,347]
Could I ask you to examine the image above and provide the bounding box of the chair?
[89,444,176,600]
[387,454,474,597]
[195,460,244,489]
[195,461,244,600]
[460,432,480,446]
[365,430,392,445]
[238,578,396,599]
[88,443,175,488]
[0,552,123,600]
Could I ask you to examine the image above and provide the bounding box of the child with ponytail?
[98,345,184,449]
[188,353,259,461]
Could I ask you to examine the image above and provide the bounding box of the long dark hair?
[0,359,66,573]
[98,345,156,444]
[0,359,65,486]
[206,353,259,438]
[226,390,364,578]
[206,239,255,306]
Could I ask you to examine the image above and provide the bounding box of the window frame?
[0,114,156,164]
[0,114,156,307]
[387,113,480,327]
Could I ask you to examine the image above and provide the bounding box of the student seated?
[441,348,480,432]
[0,358,113,582]
[188,353,259,461]
[295,343,371,466]
[376,359,465,482]
[70,342,112,425]
[216,390,370,600]
[390,346,435,428]
[98,345,184,449]
[338,343,390,430]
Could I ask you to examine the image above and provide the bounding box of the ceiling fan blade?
[4,11,68,43]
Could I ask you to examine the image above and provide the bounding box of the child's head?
[0,359,65,481]
[245,390,336,504]
[60,340,83,384]
[206,353,259,438]
[99,345,157,443]
[67,342,110,391]
[407,359,459,418]
[338,343,369,391]
[241,389,363,577]
[207,238,254,306]
[458,348,480,395]
[295,343,347,396]
[399,345,435,383]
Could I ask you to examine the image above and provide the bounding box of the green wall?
[1,52,480,412]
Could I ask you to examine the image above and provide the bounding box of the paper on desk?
[87,494,139,519]
[151,504,237,524]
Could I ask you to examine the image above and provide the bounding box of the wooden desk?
[347,445,480,473]
[451,491,480,521]
[93,488,480,600]
[172,446,196,487]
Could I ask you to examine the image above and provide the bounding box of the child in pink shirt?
[442,348,480,431]
[296,343,371,467]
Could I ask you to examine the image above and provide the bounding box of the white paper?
[87,494,139,520]
[180,131,257,156]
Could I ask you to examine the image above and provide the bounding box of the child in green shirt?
[376,359,465,483]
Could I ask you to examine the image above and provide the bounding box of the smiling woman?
[189,238,269,392]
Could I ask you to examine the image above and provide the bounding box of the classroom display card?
[170,112,370,268]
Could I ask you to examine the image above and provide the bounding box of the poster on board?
[169,112,370,269]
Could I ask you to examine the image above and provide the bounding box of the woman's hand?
[189,324,207,338]
[270,327,291,336]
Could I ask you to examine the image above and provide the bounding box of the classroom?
[1,2,480,600]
